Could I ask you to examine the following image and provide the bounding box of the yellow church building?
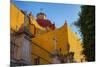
[10,3,85,66]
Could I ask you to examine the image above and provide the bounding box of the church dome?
[36,12,55,30]
[37,12,46,19]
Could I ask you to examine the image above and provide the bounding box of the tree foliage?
[74,5,95,61]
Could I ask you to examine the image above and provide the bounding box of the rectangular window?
[34,57,40,65]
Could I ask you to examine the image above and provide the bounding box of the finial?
[64,20,68,25]
[65,20,67,23]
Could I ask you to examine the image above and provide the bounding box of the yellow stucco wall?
[31,22,84,63]
[68,26,84,62]
[31,23,69,64]
[31,42,53,64]
[10,3,46,35]
[32,23,68,52]
[10,3,24,31]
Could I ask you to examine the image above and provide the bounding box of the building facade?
[10,3,85,66]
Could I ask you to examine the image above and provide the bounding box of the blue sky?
[12,0,81,38]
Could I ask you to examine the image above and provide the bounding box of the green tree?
[74,5,95,61]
